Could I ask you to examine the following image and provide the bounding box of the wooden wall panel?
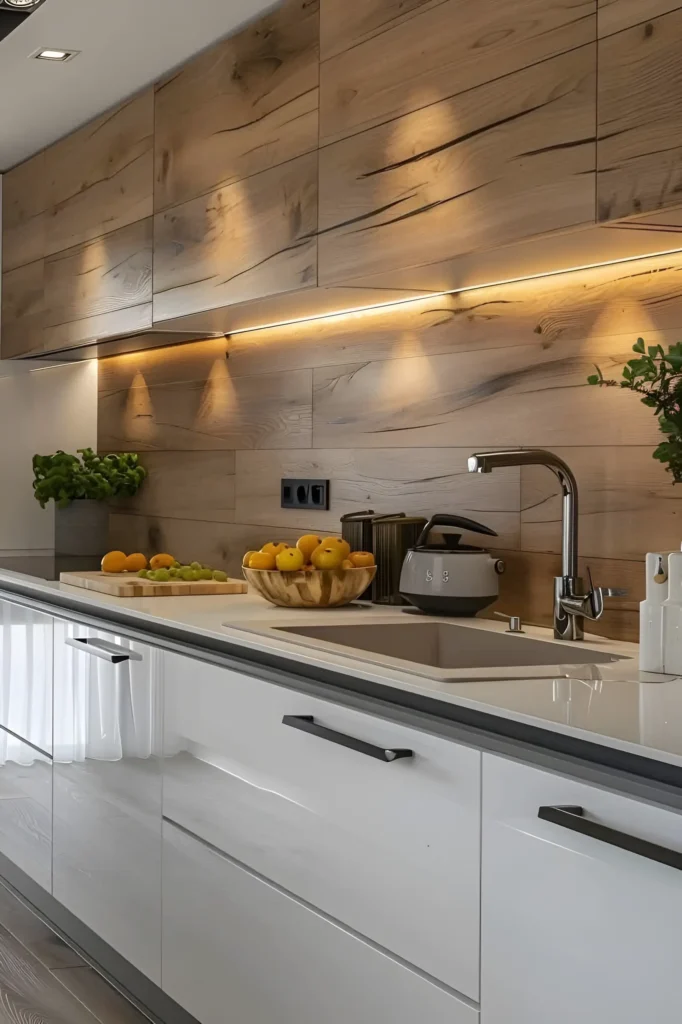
[320,0,596,144]
[318,46,596,284]
[1,260,45,358]
[113,451,236,522]
[109,515,302,576]
[598,9,682,221]
[98,365,312,452]
[43,219,152,329]
[45,90,153,255]
[598,0,682,36]
[2,152,48,272]
[522,447,681,560]
[154,0,319,212]
[153,153,318,321]
[311,334,659,449]
[234,448,520,544]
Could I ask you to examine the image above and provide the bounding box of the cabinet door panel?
[1,260,45,359]
[163,653,481,999]
[320,0,595,144]
[46,90,153,255]
[2,151,48,272]
[153,153,317,320]
[598,9,682,221]
[52,620,162,983]
[163,822,479,1024]
[481,754,682,1024]
[0,731,51,892]
[155,0,319,211]
[0,600,52,754]
[42,219,153,352]
[319,45,596,285]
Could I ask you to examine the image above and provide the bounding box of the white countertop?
[2,568,682,773]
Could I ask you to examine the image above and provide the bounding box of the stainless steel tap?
[467,449,625,640]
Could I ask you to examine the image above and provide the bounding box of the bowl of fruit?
[243,535,376,608]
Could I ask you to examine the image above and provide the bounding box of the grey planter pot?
[55,500,110,558]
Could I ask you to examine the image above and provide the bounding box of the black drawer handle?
[538,805,682,872]
[282,715,413,763]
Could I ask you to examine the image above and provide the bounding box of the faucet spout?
[468,449,578,579]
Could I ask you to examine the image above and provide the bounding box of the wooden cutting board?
[60,571,248,598]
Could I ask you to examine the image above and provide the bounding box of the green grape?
[137,569,149,579]
[172,561,181,569]
[190,561,202,570]
[212,570,228,582]
[154,569,171,582]
[180,568,194,582]
[168,568,179,578]
[198,568,213,580]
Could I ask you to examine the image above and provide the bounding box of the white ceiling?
[0,0,276,169]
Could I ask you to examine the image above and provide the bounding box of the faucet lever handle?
[599,587,628,598]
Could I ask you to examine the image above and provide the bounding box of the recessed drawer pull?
[538,805,682,872]
[65,637,142,664]
[282,715,413,763]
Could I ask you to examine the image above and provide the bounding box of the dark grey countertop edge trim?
[0,856,199,1024]
[3,580,682,810]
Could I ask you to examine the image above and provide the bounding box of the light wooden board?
[60,571,247,598]
[320,0,595,144]
[598,0,681,37]
[154,0,319,211]
[598,8,682,221]
[318,46,596,284]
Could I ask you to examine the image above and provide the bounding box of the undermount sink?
[273,621,624,672]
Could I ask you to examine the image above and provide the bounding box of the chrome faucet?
[467,449,625,640]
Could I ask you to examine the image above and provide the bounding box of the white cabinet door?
[0,730,51,891]
[163,652,481,998]
[52,619,163,983]
[0,599,53,754]
[162,821,479,1024]
[481,753,682,1024]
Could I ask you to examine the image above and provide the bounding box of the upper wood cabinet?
[154,0,319,213]
[598,4,682,221]
[2,151,48,273]
[318,44,596,285]
[320,0,596,146]
[45,90,153,255]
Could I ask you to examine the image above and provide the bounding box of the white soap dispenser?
[640,552,669,672]
[662,551,682,675]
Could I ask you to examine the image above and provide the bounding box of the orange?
[276,548,305,571]
[124,552,147,572]
[261,542,290,557]
[150,553,175,570]
[101,550,127,574]
[296,534,322,561]
[321,536,351,559]
[248,551,277,570]
[243,550,257,568]
[341,558,354,569]
[349,551,375,568]
[311,545,344,570]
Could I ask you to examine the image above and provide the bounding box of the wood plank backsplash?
[100,251,682,641]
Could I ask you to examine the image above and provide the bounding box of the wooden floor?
[0,882,150,1024]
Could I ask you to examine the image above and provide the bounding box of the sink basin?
[273,621,624,671]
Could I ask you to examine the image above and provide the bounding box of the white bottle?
[662,552,682,675]
[640,552,669,672]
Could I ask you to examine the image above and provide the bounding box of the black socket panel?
[281,479,330,510]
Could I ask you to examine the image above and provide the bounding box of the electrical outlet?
[281,479,330,510]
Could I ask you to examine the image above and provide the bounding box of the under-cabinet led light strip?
[225,244,682,338]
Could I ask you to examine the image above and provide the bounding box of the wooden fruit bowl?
[243,565,377,608]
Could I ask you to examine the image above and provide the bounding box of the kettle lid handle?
[416,513,498,548]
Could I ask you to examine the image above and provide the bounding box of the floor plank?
[0,917,100,1024]
[0,884,83,970]
[52,966,150,1024]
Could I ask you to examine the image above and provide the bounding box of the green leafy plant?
[588,337,682,483]
[32,448,147,509]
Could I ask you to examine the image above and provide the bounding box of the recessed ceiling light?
[32,47,79,61]
[4,0,40,7]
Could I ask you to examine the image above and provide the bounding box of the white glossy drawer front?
[0,600,53,754]
[163,652,481,999]
[163,822,479,1024]
[481,754,682,1024]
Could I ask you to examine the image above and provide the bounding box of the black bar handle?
[282,715,413,763]
[538,805,682,872]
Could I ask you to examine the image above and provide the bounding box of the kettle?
[399,513,505,616]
